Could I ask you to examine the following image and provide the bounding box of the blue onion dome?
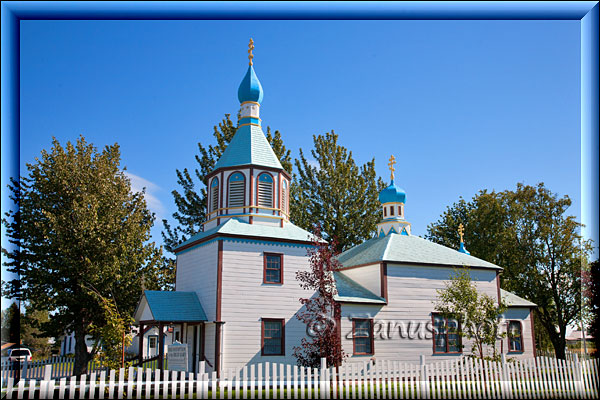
[237,65,264,104]
[378,180,406,204]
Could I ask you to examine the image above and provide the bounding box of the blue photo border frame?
[1,1,598,257]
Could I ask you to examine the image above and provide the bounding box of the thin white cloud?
[307,158,320,170]
[124,171,165,219]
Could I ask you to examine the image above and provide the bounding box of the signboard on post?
[167,342,188,371]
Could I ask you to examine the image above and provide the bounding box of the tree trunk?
[73,327,90,376]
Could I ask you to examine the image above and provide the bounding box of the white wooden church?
[134,41,536,374]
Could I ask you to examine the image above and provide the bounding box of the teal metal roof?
[501,289,537,307]
[338,233,501,270]
[142,291,207,322]
[213,124,283,170]
[175,218,316,252]
[333,272,386,304]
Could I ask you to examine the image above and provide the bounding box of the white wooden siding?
[340,264,381,297]
[502,307,535,360]
[220,241,313,369]
[175,240,218,321]
[339,264,506,364]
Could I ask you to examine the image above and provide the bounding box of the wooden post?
[158,323,165,371]
[138,323,144,367]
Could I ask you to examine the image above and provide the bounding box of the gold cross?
[458,223,465,243]
[248,38,255,66]
[388,155,396,181]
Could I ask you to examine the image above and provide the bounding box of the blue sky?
[18,19,580,255]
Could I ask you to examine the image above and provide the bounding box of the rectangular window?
[390,206,394,216]
[383,207,387,217]
[352,319,374,355]
[261,319,285,356]
[264,253,283,284]
[508,321,523,352]
[432,314,462,354]
[149,336,157,349]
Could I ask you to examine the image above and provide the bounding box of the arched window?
[257,173,274,208]
[281,180,288,214]
[228,172,246,208]
[210,178,219,212]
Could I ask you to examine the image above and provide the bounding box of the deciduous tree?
[293,225,346,368]
[434,268,506,360]
[2,136,167,375]
[427,182,593,359]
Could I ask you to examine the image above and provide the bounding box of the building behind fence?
[1,354,598,399]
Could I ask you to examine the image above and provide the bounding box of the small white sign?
[167,342,188,371]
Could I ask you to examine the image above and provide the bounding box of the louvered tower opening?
[281,180,287,214]
[228,172,246,207]
[257,173,273,208]
[210,178,219,212]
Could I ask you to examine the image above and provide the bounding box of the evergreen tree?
[2,136,167,375]
[1,302,20,345]
[426,182,593,359]
[162,114,292,252]
[291,131,386,253]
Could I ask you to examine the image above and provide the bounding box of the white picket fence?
[1,357,108,381]
[1,355,598,399]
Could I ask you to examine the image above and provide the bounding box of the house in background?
[59,327,174,358]
[134,40,537,374]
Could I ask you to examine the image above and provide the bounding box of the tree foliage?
[2,136,168,375]
[291,131,386,253]
[293,226,346,368]
[434,268,506,360]
[162,115,292,253]
[426,182,593,359]
[584,259,599,356]
[20,305,53,358]
[1,302,20,345]
[88,289,135,371]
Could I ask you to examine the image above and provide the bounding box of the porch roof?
[135,290,208,323]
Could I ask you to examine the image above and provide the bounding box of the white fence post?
[320,357,328,399]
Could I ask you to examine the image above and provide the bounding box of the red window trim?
[352,318,374,356]
[261,318,285,356]
[507,320,525,353]
[431,313,463,354]
[256,171,275,208]
[226,171,246,209]
[263,253,283,284]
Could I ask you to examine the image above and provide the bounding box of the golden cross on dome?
[458,223,465,243]
[248,38,255,66]
[388,155,396,181]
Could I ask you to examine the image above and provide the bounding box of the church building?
[134,41,536,374]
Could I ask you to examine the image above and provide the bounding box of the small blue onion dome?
[237,65,264,104]
[378,180,406,204]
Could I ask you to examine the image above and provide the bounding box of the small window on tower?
[383,207,387,217]
[390,206,395,216]
[398,206,402,216]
